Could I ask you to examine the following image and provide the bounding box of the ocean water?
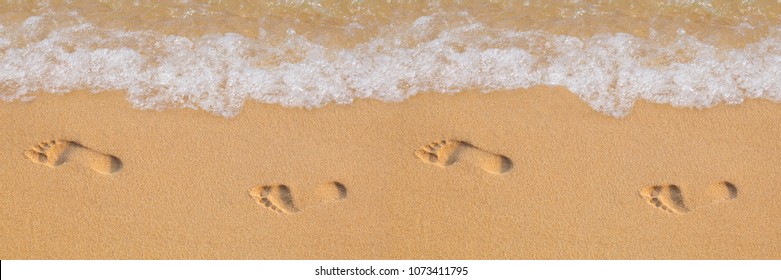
[1,0,780,117]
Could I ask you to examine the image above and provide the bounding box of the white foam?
[2,13,781,117]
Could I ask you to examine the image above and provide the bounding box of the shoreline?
[1,87,780,259]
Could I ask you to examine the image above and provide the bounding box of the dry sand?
[1,87,779,259]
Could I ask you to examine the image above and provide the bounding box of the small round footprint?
[640,182,738,215]
[249,181,347,215]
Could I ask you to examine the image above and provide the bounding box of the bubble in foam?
[22,16,42,28]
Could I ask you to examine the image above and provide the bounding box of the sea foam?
[2,11,781,117]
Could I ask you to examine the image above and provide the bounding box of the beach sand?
[1,87,779,259]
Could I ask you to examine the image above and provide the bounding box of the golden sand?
[1,87,780,259]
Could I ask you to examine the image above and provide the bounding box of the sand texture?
[1,87,780,259]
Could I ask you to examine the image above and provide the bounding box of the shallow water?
[1,0,780,117]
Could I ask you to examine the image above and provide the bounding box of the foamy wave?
[2,12,781,117]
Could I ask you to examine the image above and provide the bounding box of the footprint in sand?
[249,181,347,215]
[639,181,738,215]
[24,140,122,174]
[414,140,512,174]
